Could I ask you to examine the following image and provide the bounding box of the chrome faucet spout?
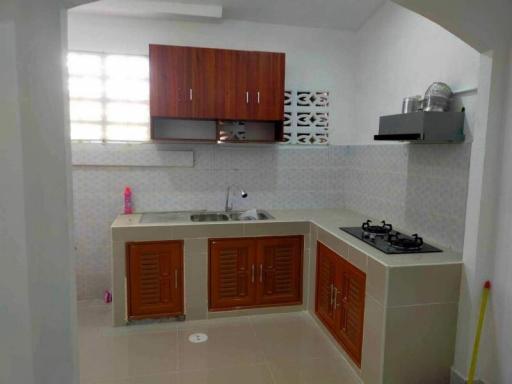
[225,184,248,212]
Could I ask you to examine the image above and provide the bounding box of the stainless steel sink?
[190,213,230,222]
[192,210,274,222]
[141,209,274,224]
[228,210,274,221]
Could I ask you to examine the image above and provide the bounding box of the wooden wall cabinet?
[209,236,302,310]
[127,241,184,320]
[316,242,366,367]
[149,44,285,142]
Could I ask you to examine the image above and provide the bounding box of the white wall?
[353,1,480,145]
[391,1,512,383]
[68,12,356,145]
[479,45,512,384]
[0,20,35,384]
[0,2,79,383]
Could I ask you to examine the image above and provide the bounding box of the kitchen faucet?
[225,184,248,212]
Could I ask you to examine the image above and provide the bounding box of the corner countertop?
[112,208,462,268]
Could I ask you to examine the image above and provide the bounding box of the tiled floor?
[79,301,361,384]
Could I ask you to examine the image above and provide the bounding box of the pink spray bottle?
[124,186,133,214]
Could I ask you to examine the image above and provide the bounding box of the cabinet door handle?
[334,287,339,309]
[246,91,249,104]
[189,88,193,101]
[257,91,260,104]
[175,269,178,289]
[251,264,255,283]
[259,264,263,283]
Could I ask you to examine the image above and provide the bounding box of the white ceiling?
[73,0,387,31]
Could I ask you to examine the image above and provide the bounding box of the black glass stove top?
[340,227,443,255]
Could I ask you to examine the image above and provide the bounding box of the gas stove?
[340,220,442,254]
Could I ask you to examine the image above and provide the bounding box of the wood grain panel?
[209,238,256,310]
[150,45,285,124]
[315,241,366,367]
[149,45,192,119]
[256,236,302,305]
[248,51,285,121]
[127,241,184,319]
[315,242,338,330]
[335,260,366,367]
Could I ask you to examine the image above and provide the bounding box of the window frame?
[68,50,151,143]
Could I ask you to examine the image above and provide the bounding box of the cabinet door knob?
[189,88,193,101]
[246,91,250,104]
[257,91,260,104]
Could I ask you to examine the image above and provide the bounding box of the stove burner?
[362,220,392,235]
[340,222,442,255]
[388,233,424,250]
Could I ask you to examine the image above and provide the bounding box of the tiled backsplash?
[342,143,471,252]
[72,142,471,299]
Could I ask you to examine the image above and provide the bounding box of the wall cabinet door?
[150,45,285,123]
[256,236,302,305]
[248,52,285,121]
[150,45,217,119]
[191,47,217,119]
[150,45,192,118]
[315,241,366,367]
[127,241,184,319]
[216,49,250,121]
[315,242,338,330]
[209,238,257,310]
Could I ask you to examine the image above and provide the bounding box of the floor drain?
[188,333,208,343]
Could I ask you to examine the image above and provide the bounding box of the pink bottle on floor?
[124,186,133,214]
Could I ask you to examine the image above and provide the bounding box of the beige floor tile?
[83,365,273,384]
[178,364,274,384]
[268,356,361,384]
[81,371,178,383]
[80,331,179,382]
[79,303,360,384]
[250,312,340,363]
[177,320,265,370]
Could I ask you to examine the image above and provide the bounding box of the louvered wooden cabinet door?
[334,260,366,367]
[209,239,257,310]
[255,236,302,305]
[315,242,338,330]
[315,241,366,367]
[127,241,184,319]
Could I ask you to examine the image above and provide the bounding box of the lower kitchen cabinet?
[209,236,303,310]
[316,241,366,367]
[127,241,184,320]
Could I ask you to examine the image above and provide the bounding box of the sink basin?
[190,213,230,222]
[191,210,274,222]
[228,211,274,221]
[140,210,274,224]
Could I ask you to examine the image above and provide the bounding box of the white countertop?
[112,208,462,267]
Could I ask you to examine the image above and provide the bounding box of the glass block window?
[67,52,150,142]
[283,90,330,145]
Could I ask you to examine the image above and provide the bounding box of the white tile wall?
[72,142,471,299]
[340,143,472,252]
